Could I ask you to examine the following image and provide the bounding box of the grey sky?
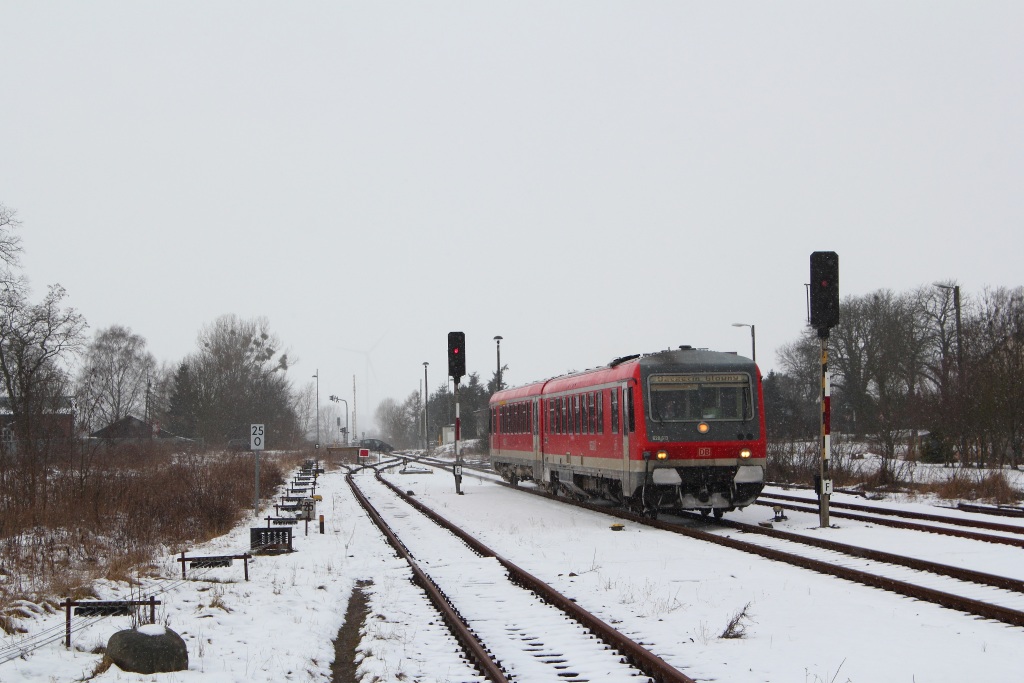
[2,3,1022,430]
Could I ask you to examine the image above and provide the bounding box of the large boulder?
[105,625,188,674]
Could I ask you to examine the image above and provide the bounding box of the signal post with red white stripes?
[810,252,840,528]
[448,332,466,495]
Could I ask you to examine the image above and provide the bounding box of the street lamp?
[329,395,349,445]
[423,361,429,450]
[313,370,320,449]
[933,283,963,377]
[493,336,503,391]
[732,323,756,363]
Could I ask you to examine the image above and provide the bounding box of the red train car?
[489,346,766,517]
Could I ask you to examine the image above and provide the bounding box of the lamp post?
[493,336,503,391]
[732,323,756,363]
[423,361,429,450]
[933,284,963,378]
[329,395,349,445]
[934,283,965,466]
[313,370,320,449]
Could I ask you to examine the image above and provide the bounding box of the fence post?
[64,599,72,648]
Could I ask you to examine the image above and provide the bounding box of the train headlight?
[740,448,752,459]
[656,450,668,460]
[697,422,710,434]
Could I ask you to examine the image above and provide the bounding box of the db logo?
[698,447,712,457]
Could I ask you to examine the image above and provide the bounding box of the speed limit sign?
[251,424,265,451]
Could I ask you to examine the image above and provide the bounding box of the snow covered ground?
[2,459,1023,682]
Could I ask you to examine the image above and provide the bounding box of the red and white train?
[489,346,766,517]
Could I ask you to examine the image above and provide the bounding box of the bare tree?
[0,283,87,510]
[374,397,402,444]
[0,202,24,292]
[968,287,1024,469]
[171,314,300,446]
[75,325,157,432]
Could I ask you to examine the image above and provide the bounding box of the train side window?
[590,392,596,433]
[610,389,619,434]
[533,401,539,435]
[597,391,604,434]
[581,393,589,434]
[622,385,630,432]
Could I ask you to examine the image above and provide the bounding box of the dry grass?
[922,468,1020,504]
[0,442,309,623]
[720,602,753,639]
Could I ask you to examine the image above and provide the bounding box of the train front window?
[648,373,752,422]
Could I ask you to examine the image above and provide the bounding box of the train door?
[622,381,636,496]
[615,384,628,491]
[532,398,541,474]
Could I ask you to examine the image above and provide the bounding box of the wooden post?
[64,599,72,648]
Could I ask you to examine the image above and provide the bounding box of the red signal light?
[448,332,466,379]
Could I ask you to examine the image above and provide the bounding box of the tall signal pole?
[448,332,466,495]
[810,251,840,528]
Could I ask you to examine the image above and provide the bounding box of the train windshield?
[648,373,753,422]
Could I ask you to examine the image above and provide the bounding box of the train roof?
[491,346,757,403]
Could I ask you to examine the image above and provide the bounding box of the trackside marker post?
[251,424,265,518]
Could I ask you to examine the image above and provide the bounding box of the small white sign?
[453,465,463,476]
[251,424,265,451]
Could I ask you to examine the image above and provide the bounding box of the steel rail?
[346,472,510,683]
[760,492,1024,535]
[954,502,1024,519]
[413,459,1024,591]
[700,514,1024,593]
[756,499,1024,549]
[370,467,697,683]
[418,463,1024,629]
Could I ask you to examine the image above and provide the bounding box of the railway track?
[347,466,695,683]
[756,492,1024,548]
[406,457,1024,628]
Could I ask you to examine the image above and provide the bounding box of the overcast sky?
[2,3,1022,432]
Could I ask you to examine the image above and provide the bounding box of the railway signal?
[448,331,466,380]
[809,252,839,528]
[810,251,840,333]
[447,331,466,494]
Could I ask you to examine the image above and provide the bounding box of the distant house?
[89,415,186,442]
[0,396,75,453]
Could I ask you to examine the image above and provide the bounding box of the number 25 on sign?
[251,424,265,451]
